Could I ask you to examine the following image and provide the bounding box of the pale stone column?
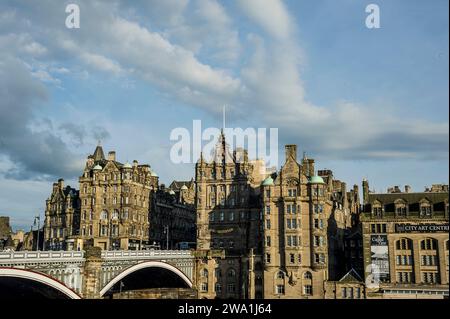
[81,246,103,299]
[412,238,421,284]
[437,238,447,284]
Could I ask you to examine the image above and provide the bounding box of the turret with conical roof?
[93,141,105,162]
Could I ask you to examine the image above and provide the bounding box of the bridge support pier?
[81,247,102,299]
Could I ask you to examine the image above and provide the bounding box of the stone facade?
[261,145,358,299]
[42,144,197,252]
[149,185,196,249]
[76,145,158,251]
[193,135,361,299]
[44,179,80,250]
[194,132,264,299]
[361,181,449,299]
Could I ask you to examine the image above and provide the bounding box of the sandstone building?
[361,181,449,298]
[76,144,158,250]
[194,134,361,299]
[43,144,197,252]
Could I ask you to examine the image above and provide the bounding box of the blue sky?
[0,0,448,231]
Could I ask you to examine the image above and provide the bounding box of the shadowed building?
[194,132,264,299]
[194,134,359,299]
[43,179,80,250]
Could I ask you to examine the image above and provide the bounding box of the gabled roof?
[339,268,363,283]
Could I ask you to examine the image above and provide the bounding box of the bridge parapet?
[0,251,84,263]
[101,250,193,260]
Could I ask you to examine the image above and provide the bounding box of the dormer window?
[395,200,407,218]
[420,200,432,218]
[372,201,383,218]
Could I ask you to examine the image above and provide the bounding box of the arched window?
[420,238,437,250]
[277,271,284,279]
[227,268,236,278]
[396,238,412,250]
[215,268,222,278]
[112,210,119,219]
[202,269,209,278]
[372,201,382,217]
[100,211,108,220]
[304,271,312,279]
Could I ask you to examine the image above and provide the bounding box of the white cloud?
[236,0,293,40]
[80,52,123,75]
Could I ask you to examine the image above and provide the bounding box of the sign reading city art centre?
[395,223,449,233]
[370,235,390,281]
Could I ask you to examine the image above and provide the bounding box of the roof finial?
[97,140,101,146]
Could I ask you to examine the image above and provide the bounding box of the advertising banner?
[370,235,390,281]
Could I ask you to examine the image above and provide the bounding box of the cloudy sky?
[0,0,448,230]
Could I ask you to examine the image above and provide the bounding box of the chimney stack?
[108,151,116,161]
[285,145,297,161]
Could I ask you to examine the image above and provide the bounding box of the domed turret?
[93,164,102,171]
[123,162,132,169]
[168,190,175,195]
[181,185,188,191]
[150,169,158,177]
[262,176,274,186]
[309,175,325,184]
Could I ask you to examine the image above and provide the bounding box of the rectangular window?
[227,284,236,293]
[265,206,271,214]
[276,285,285,294]
[266,236,271,247]
[290,253,295,263]
[287,219,292,229]
[355,288,361,299]
[266,253,271,263]
[266,219,271,229]
[304,285,312,295]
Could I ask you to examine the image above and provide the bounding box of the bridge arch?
[99,261,193,297]
[0,267,81,299]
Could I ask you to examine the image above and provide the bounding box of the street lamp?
[163,225,169,250]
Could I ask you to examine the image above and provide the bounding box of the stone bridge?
[0,249,195,299]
